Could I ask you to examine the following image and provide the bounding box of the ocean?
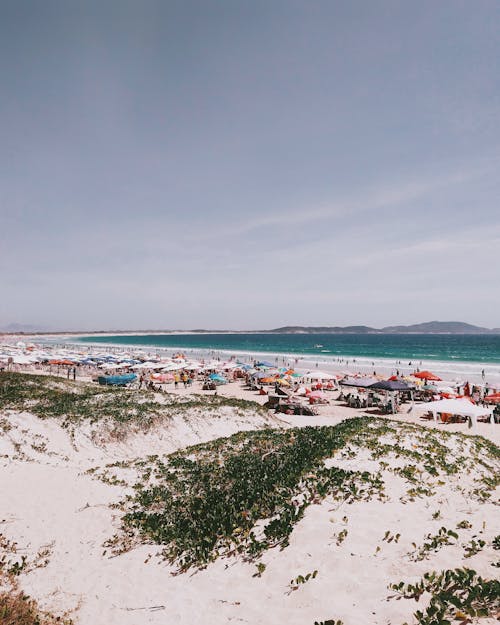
[74,333,500,383]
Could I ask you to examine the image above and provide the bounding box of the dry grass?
[0,590,72,625]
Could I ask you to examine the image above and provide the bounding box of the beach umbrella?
[422,384,438,391]
[304,370,336,381]
[484,393,500,404]
[252,370,278,379]
[437,385,457,394]
[151,373,174,382]
[209,373,227,383]
[309,390,327,399]
[340,376,379,388]
[276,378,290,386]
[160,363,184,371]
[255,361,274,368]
[413,370,442,381]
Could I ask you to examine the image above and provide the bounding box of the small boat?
[97,373,137,386]
[314,344,324,348]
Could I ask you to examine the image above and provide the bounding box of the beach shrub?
[107,419,386,570]
[97,416,499,572]
[390,568,500,624]
[0,372,266,429]
[408,527,459,562]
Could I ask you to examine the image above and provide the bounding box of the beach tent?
[413,398,493,426]
[369,380,414,391]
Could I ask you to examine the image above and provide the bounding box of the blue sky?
[1,0,499,330]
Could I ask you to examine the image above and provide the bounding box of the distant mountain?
[381,321,492,334]
[268,321,498,334]
[269,325,377,334]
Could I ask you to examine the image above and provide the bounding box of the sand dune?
[1,377,498,625]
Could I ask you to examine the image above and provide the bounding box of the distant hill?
[268,321,498,334]
[2,321,499,336]
[381,321,493,334]
[269,325,377,334]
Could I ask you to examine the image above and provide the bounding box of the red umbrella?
[484,394,500,404]
[413,370,442,381]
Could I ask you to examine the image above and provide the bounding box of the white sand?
[1,378,498,625]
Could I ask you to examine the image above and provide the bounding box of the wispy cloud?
[184,162,494,244]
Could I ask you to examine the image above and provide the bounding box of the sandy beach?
[1,364,498,625]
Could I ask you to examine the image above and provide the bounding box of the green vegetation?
[106,419,386,570]
[97,417,499,573]
[0,372,266,431]
[0,534,52,578]
[253,562,266,577]
[462,537,486,558]
[408,527,459,562]
[390,568,500,625]
[288,570,318,593]
[382,531,401,544]
[333,529,348,546]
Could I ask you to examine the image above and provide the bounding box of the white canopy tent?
[412,398,494,426]
[303,370,337,381]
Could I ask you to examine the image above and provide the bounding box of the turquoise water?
[76,333,500,364]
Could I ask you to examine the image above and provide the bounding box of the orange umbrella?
[413,370,442,381]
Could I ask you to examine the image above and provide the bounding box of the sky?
[1,0,499,331]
